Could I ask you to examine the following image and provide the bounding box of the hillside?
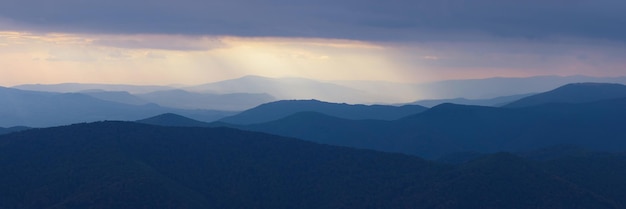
[0,122,438,209]
[410,93,533,107]
[0,87,236,127]
[81,90,149,105]
[220,99,427,124]
[504,83,626,108]
[0,122,623,208]
[225,97,626,158]
[137,113,212,127]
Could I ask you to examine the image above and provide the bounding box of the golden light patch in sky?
[0,31,417,86]
[3,31,624,88]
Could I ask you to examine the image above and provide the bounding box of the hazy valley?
[2,76,626,208]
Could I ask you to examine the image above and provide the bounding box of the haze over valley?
[2,0,626,208]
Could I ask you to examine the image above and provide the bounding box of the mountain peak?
[136,113,210,127]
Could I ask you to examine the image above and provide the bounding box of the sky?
[1,0,626,86]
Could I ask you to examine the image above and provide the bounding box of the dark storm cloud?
[1,0,625,41]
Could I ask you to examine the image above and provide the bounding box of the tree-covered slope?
[0,122,623,208]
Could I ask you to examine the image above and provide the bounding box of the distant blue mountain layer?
[219,99,427,124]
[504,82,626,107]
[0,87,236,127]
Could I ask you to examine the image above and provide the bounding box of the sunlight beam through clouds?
[1,31,626,88]
[0,31,414,86]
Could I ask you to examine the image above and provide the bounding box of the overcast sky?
[1,0,625,85]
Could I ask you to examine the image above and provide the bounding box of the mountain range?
[5,80,626,158]
[14,75,626,106]
[409,93,533,108]
[504,82,626,108]
[0,87,236,127]
[1,121,625,208]
[193,82,626,158]
[219,99,427,124]
[135,90,275,111]
[3,80,626,208]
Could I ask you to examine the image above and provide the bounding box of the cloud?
[93,35,224,51]
[0,0,625,42]
[423,56,439,60]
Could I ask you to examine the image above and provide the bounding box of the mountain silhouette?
[0,87,236,127]
[81,90,149,105]
[137,89,275,111]
[219,96,626,158]
[504,83,626,108]
[414,75,626,99]
[410,93,533,107]
[242,111,395,149]
[184,75,383,104]
[13,83,175,94]
[220,99,427,124]
[0,122,439,208]
[0,122,623,208]
[137,113,212,127]
[14,76,626,105]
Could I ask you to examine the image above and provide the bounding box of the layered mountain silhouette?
[136,89,275,111]
[0,121,624,208]
[219,99,427,124]
[184,75,391,104]
[13,83,175,94]
[137,113,212,127]
[504,82,626,107]
[410,93,533,107]
[81,90,149,105]
[335,75,626,101]
[413,75,626,99]
[0,87,236,127]
[206,83,626,158]
[230,98,626,158]
[14,76,626,106]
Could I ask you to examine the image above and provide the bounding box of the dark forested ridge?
[4,82,626,208]
[219,99,427,125]
[1,121,625,208]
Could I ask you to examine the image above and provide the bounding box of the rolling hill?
[221,96,626,158]
[184,75,384,104]
[504,83,626,108]
[409,93,533,107]
[219,99,427,124]
[0,121,623,208]
[413,75,626,99]
[136,89,275,111]
[137,113,212,127]
[81,90,149,105]
[0,87,236,127]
